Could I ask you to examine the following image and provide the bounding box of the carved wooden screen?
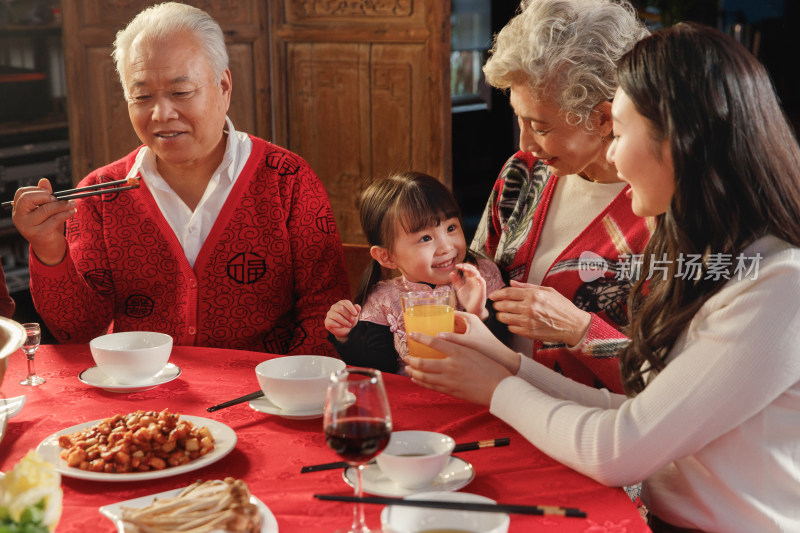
[269,0,452,244]
[62,0,270,181]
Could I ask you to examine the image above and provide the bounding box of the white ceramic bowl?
[380,491,510,533]
[375,430,455,489]
[0,318,25,388]
[89,331,172,385]
[255,355,345,412]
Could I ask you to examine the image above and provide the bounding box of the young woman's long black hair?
[617,23,800,394]
[354,172,476,306]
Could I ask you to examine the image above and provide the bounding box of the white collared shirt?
[126,117,253,267]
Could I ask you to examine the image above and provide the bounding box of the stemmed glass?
[324,368,392,533]
[19,322,45,386]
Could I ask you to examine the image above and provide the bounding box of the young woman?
[407,23,800,532]
[325,172,505,374]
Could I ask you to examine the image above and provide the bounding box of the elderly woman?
[471,0,652,392]
[11,3,348,355]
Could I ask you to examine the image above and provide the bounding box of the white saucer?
[248,396,324,419]
[78,363,181,393]
[343,456,475,497]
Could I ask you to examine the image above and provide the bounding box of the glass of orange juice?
[400,288,455,358]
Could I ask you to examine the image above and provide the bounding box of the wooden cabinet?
[61,1,271,183]
[62,0,451,244]
[269,0,451,242]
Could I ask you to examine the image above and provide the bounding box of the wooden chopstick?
[1,177,140,209]
[300,437,511,473]
[206,390,265,412]
[313,494,587,518]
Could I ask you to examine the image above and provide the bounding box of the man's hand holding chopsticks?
[12,177,75,266]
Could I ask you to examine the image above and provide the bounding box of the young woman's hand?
[405,312,521,405]
[450,263,488,319]
[490,280,591,347]
[324,300,361,342]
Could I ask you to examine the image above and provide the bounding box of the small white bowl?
[381,491,510,533]
[255,355,345,413]
[89,331,172,385]
[375,430,455,489]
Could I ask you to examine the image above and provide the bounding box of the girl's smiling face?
[607,88,675,216]
[377,216,467,285]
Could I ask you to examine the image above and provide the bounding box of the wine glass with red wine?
[324,367,392,533]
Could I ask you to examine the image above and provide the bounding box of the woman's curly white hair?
[484,0,648,129]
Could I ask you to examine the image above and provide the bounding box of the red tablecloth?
[0,345,649,532]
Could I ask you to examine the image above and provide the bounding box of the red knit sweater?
[472,151,654,392]
[30,137,348,355]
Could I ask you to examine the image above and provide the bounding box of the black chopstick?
[2,177,140,209]
[313,494,587,518]
[56,184,140,201]
[300,437,511,473]
[206,390,264,412]
[451,437,510,452]
[53,177,137,197]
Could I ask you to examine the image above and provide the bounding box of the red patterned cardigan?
[29,137,349,356]
[471,151,654,392]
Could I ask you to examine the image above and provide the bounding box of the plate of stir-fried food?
[99,478,276,533]
[36,409,236,481]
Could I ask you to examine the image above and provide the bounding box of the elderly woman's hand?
[489,280,591,347]
[405,312,520,405]
[12,178,75,266]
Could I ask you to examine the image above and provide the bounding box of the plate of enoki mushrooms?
[99,477,277,533]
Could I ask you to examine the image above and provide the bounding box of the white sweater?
[490,235,800,532]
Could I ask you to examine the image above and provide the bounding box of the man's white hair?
[112,2,228,99]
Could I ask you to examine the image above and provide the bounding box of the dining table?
[0,344,650,532]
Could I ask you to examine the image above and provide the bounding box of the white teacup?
[375,430,455,489]
[89,331,172,385]
[255,355,345,412]
[380,491,510,533]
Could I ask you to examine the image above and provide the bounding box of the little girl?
[325,172,505,374]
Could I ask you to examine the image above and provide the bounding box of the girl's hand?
[450,263,488,320]
[489,280,591,347]
[405,312,519,405]
[324,300,361,342]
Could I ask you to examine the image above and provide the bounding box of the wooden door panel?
[271,0,450,244]
[284,0,418,22]
[370,43,427,180]
[226,43,257,137]
[85,47,138,176]
[286,43,370,244]
[73,0,257,26]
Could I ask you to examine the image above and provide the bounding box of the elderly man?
[11,2,348,355]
